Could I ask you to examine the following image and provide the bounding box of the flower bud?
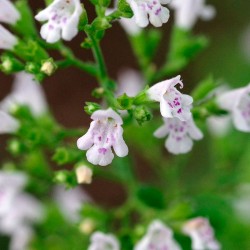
[84,102,101,115]
[0,55,23,73]
[79,219,95,235]
[133,106,152,125]
[76,166,93,184]
[40,58,57,76]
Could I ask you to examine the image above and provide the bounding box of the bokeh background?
[1,0,250,249]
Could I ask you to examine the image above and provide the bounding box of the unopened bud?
[41,58,57,76]
[84,102,100,115]
[76,166,93,184]
[133,106,152,125]
[79,219,95,235]
[0,55,23,73]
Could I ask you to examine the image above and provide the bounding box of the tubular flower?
[0,171,27,216]
[35,0,83,43]
[77,108,128,166]
[154,116,203,154]
[183,217,221,250]
[217,84,250,132]
[135,220,181,250]
[170,0,215,30]
[88,232,120,250]
[0,25,18,50]
[0,0,20,25]
[0,72,48,117]
[127,0,170,28]
[148,75,193,121]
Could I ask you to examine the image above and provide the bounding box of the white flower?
[116,69,143,97]
[77,108,128,166]
[127,0,170,28]
[170,0,215,30]
[0,111,19,134]
[106,5,141,35]
[88,232,120,250]
[183,217,221,250]
[0,24,18,50]
[135,220,181,250]
[53,185,90,223]
[154,116,203,154]
[0,72,48,117]
[207,116,231,138]
[148,75,193,121]
[76,165,93,184]
[217,84,250,132]
[0,171,27,217]
[35,0,83,43]
[0,0,20,25]
[0,171,44,250]
[0,193,44,234]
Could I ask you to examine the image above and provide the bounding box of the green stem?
[88,33,108,81]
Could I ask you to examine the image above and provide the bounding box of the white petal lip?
[0,0,20,25]
[89,232,120,250]
[35,0,83,43]
[0,111,19,134]
[0,25,18,50]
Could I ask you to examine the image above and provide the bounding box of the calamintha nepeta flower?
[127,0,170,28]
[135,220,181,250]
[53,185,90,223]
[0,25,18,50]
[77,108,128,166]
[88,232,120,250]
[0,171,27,216]
[217,84,250,132]
[0,171,44,250]
[183,217,221,250]
[154,116,203,154]
[35,0,83,43]
[148,75,193,121]
[0,0,20,25]
[0,72,48,117]
[170,0,215,30]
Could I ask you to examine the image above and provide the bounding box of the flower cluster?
[87,218,220,250]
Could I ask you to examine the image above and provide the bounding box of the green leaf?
[137,185,166,209]
[117,0,133,18]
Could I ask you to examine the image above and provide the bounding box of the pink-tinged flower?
[88,232,120,250]
[154,116,203,154]
[170,0,215,30]
[135,220,181,250]
[127,0,170,28]
[0,111,19,134]
[77,108,128,166]
[148,75,193,121]
[183,217,221,250]
[0,171,27,216]
[217,85,250,132]
[0,72,48,117]
[0,0,20,25]
[35,0,83,43]
[53,185,90,223]
[0,25,18,50]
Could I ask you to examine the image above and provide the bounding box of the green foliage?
[117,0,133,18]
[137,185,166,209]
